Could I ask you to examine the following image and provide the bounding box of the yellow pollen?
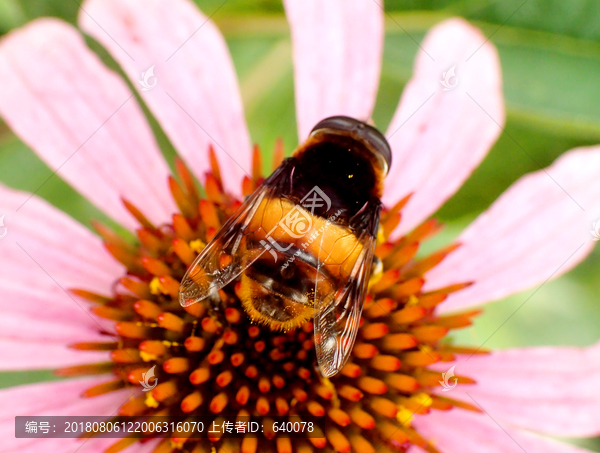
[406,294,419,306]
[413,392,433,407]
[396,406,414,425]
[420,345,433,354]
[368,258,384,290]
[189,239,206,253]
[149,277,165,295]
[376,225,385,244]
[321,377,341,409]
[144,393,159,408]
[139,351,157,362]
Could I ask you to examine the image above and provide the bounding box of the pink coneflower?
[1,0,600,452]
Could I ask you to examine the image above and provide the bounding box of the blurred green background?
[1,0,599,450]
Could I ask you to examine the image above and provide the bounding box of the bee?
[179,116,391,377]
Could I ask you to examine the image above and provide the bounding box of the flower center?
[61,145,485,453]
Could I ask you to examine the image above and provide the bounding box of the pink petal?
[284,0,384,141]
[383,18,504,235]
[431,342,600,437]
[0,377,119,420]
[426,146,600,312]
[0,19,176,230]
[0,312,103,344]
[79,0,252,197]
[0,377,142,451]
[0,185,119,368]
[0,338,109,371]
[412,408,595,453]
[0,184,120,292]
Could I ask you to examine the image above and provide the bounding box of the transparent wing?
[179,185,275,307]
[313,222,377,377]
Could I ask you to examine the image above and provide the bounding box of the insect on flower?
[180,116,392,377]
